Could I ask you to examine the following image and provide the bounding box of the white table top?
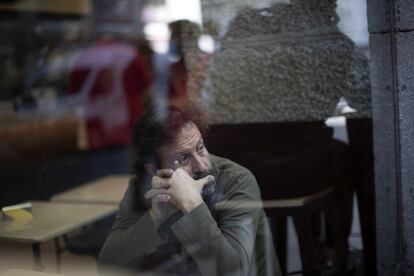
[0,201,117,243]
[0,269,64,276]
[51,175,130,204]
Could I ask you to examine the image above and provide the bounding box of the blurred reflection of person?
[69,35,153,150]
[202,0,373,272]
[168,20,212,106]
[99,104,280,276]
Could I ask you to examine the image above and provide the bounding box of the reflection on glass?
[0,0,374,275]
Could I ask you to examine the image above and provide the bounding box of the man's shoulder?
[209,154,259,192]
[210,154,252,176]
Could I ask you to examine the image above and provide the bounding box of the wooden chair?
[263,186,347,276]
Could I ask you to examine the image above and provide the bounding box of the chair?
[206,123,349,275]
[264,186,347,276]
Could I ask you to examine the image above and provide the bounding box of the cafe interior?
[0,0,376,275]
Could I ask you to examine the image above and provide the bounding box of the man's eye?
[179,155,189,164]
[197,144,205,153]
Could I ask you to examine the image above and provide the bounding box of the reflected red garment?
[168,52,211,106]
[69,39,153,149]
[169,58,188,105]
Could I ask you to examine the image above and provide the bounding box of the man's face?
[157,122,212,179]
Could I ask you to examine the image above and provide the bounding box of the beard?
[192,168,216,197]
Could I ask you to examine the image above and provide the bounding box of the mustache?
[193,168,213,180]
[194,168,216,197]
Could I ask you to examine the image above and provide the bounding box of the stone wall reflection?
[200,0,371,124]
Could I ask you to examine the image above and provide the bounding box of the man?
[98,104,280,275]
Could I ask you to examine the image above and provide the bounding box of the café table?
[0,268,64,276]
[0,201,117,270]
[51,175,130,204]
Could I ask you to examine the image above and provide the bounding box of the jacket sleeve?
[98,180,166,268]
[170,171,264,276]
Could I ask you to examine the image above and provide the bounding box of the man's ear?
[144,164,156,175]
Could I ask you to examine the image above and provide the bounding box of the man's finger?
[152,194,171,203]
[156,169,174,178]
[144,188,170,199]
[195,175,215,190]
[151,175,171,188]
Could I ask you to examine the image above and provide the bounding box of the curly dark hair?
[131,103,209,179]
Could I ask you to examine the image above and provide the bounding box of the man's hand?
[146,169,176,227]
[145,168,214,214]
[168,168,214,213]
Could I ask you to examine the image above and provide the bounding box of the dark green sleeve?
[171,171,263,276]
[98,181,166,268]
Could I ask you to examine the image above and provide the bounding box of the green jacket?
[99,155,280,276]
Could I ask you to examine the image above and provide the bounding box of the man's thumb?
[196,175,215,188]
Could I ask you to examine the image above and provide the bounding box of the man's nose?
[192,155,208,173]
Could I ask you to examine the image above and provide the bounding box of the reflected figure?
[69,35,153,150]
[168,20,212,106]
[201,0,373,274]
[99,104,280,275]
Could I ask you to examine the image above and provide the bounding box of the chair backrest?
[206,121,333,199]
